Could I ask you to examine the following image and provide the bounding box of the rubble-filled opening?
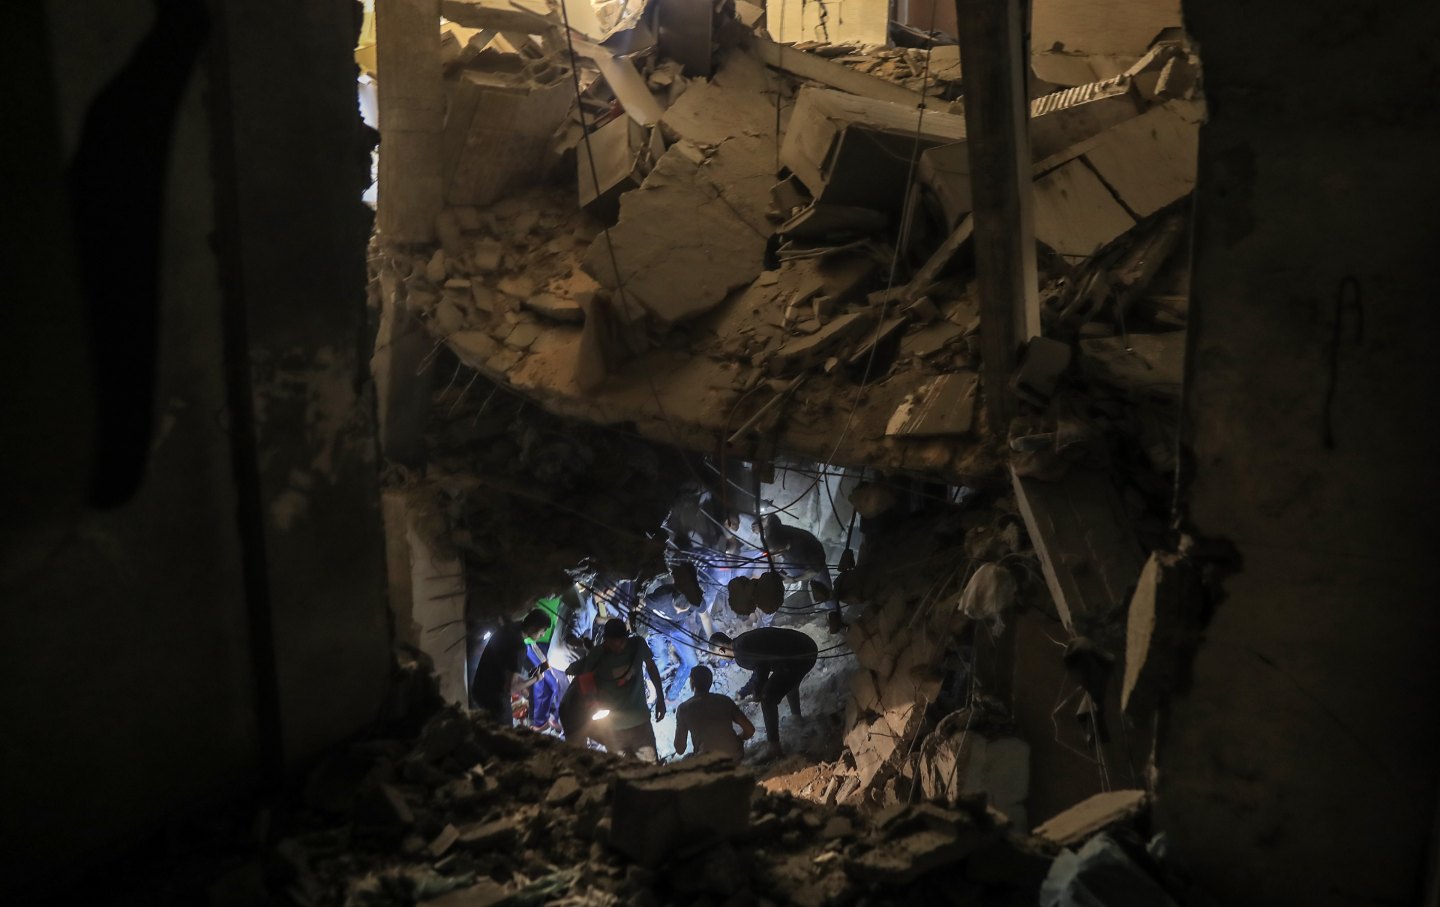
[359,0,1206,901]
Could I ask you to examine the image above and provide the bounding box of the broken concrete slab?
[581,145,771,326]
[1012,465,1146,635]
[1083,100,1202,218]
[769,310,879,376]
[610,756,755,866]
[781,87,968,211]
[907,215,974,296]
[1012,336,1073,406]
[1033,789,1149,848]
[660,47,785,146]
[1079,331,1186,403]
[748,34,924,108]
[778,203,889,239]
[884,371,978,438]
[577,115,651,219]
[443,60,573,207]
[1028,76,1143,162]
[441,0,557,36]
[1122,551,1200,716]
[1031,158,1136,258]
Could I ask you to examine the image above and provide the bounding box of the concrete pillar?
[1158,1,1440,902]
[954,0,1041,432]
[376,0,444,243]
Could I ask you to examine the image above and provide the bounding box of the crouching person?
[710,627,818,759]
[673,665,755,762]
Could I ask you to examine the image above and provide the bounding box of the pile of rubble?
[370,0,1200,482]
[194,686,1183,907]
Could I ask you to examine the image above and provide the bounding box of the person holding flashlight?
[566,618,666,761]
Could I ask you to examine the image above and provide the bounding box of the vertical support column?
[377,0,444,243]
[955,0,1040,432]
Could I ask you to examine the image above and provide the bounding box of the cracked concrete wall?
[1,0,258,888]
[1,0,391,891]
[210,0,392,770]
[1159,1,1440,904]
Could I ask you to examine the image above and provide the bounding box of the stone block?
[609,755,754,866]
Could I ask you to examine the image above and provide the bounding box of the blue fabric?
[651,622,701,701]
[527,647,560,726]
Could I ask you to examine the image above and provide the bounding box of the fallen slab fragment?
[1012,465,1145,634]
[1122,551,1201,716]
[660,47,784,146]
[771,0,888,46]
[443,58,573,206]
[769,310,879,376]
[577,115,650,218]
[581,144,771,325]
[1034,791,1149,848]
[778,203,889,240]
[781,87,968,211]
[609,755,755,867]
[748,34,925,107]
[1031,158,1136,258]
[907,215,974,297]
[1029,76,1143,162]
[441,0,557,35]
[885,371,978,438]
[1082,100,1202,218]
[1012,336,1073,407]
[1078,331,1186,403]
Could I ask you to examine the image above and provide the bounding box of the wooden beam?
[954,0,1041,431]
[377,0,444,243]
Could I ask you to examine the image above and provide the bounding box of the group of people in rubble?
[468,494,833,764]
[469,595,821,764]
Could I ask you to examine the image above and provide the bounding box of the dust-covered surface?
[101,676,1123,907]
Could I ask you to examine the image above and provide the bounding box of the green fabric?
[528,595,563,645]
[574,638,651,730]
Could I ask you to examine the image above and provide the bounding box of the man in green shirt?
[566,618,666,761]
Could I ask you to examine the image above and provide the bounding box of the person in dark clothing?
[710,627,818,758]
[470,610,551,726]
[760,513,833,599]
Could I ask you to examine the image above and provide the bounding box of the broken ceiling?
[374,0,1201,486]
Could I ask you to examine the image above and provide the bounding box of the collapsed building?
[4,0,1439,906]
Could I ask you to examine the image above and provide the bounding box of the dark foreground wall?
[0,0,389,892]
[1162,2,1440,904]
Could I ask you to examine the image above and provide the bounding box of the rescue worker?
[710,626,818,759]
[673,665,754,762]
[759,513,833,600]
[566,618,666,760]
[470,609,552,726]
